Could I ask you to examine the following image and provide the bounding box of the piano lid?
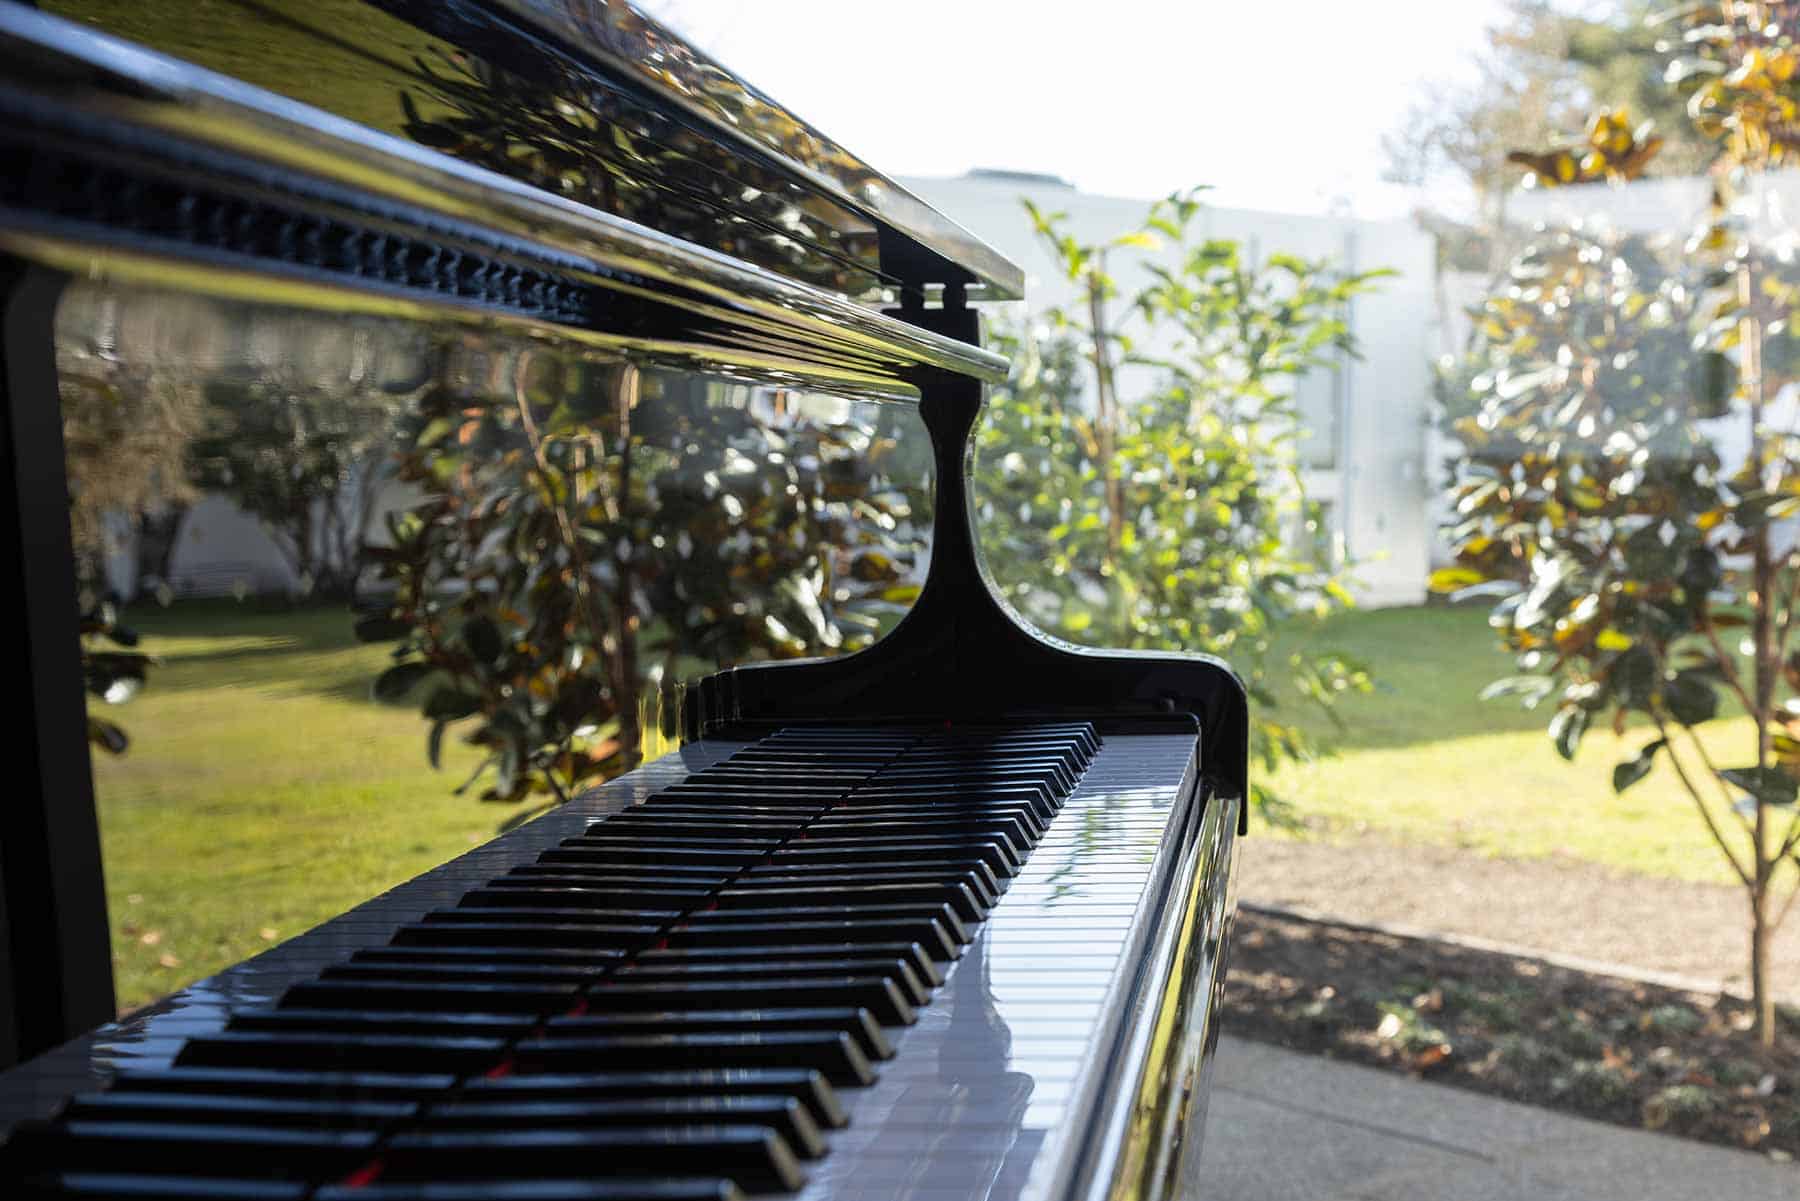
[28,0,1024,305]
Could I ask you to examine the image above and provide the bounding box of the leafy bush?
[974,191,1384,810]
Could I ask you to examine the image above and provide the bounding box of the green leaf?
[373,661,434,703]
[1428,567,1486,594]
[87,716,129,755]
[1549,704,1589,761]
[423,687,483,721]
[461,616,504,665]
[1718,766,1798,808]
[1612,739,1665,794]
[1662,670,1718,726]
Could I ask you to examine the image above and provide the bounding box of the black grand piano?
[0,3,1247,1198]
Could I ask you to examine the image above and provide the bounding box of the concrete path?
[1196,1036,1795,1200]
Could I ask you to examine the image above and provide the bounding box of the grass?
[1261,604,1757,886]
[92,597,1754,1014]
[93,600,497,1012]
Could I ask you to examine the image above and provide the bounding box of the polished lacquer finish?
[0,3,1245,1196]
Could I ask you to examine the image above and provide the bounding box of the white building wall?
[898,174,1438,607]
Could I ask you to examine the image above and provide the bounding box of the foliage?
[358,338,925,807]
[188,370,395,600]
[1439,1,1800,1046]
[1383,1,1712,255]
[973,191,1383,812]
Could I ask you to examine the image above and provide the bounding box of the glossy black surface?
[37,0,1020,301]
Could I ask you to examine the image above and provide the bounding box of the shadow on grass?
[119,597,393,705]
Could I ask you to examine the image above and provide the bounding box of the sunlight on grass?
[1260,605,1751,886]
[93,601,498,1013]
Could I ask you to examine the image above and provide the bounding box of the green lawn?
[1262,605,1754,886]
[91,598,1749,1015]
[93,601,497,1012]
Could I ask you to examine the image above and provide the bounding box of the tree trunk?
[611,365,642,775]
[1751,882,1776,1048]
[1084,266,1124,572]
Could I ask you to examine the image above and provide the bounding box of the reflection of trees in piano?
[396,42,883,297]
[55,284,438,751]
[362,339,928,808]
[973,191,1385,816]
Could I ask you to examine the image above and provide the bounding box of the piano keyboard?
[1,723,1213,1200]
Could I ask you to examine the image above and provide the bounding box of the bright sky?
[640,0,1513,218]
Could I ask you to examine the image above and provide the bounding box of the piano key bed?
[0,723,1220,1200]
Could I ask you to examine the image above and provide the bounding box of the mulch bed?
[1223,907,1800,1160]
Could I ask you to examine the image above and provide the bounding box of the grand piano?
[0,3,1247,1198]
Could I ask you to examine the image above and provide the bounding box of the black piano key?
[661,920,956,964]
[844,784,1058,821]
[546,1007,892,1061]
[580,977,915,1027]
[538,845,768,869]
[336,947,623,984]
[713,881,987,925]
[315,1181,740,1201]
[288,977,580,1013]
[821,802,1047,841]
[594,817,806,837]
[380,1126,805,1194]
[1,1118,375,1178]
[684,903,970,950]
[389,921,654,950]
[751,854,1003,900]
[766,841,1016,881]
[788,833,1023,875]
[459,886,711,911]
[17,1173,308,1199]
[808,814,1037,851]
[635,940,944,988]
[510,1030,874,1088]
[176,1031,506,1075]
[733,865,1001,908]
[460,1068,845,1130]
[881,760,1074,794]
[423,1094,825,1159]
[497,868,732,891]
[57,1091,414,1130]
[106,1067,455,1102]
[619,957,933,1011]
[226,1009,534,1041]
[425,906,671,926]
[512,862,733,883]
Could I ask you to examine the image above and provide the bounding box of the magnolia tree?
[358,338,926,821]
[974,191,1383,811]
[1439,2,1800,1046]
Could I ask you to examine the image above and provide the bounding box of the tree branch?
[1653,711,1755,888]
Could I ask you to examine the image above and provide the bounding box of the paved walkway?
[1197,1036,1795,1199]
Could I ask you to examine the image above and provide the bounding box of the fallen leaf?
[1413,1043,1453,1072]
[1376,1013,1403,1040]
[156,954,180,969]
[139,931,161,947]
[259,927,279,942]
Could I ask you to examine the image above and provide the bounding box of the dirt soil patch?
[1241,831,1800,997]
[1224,909,1800,1158]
